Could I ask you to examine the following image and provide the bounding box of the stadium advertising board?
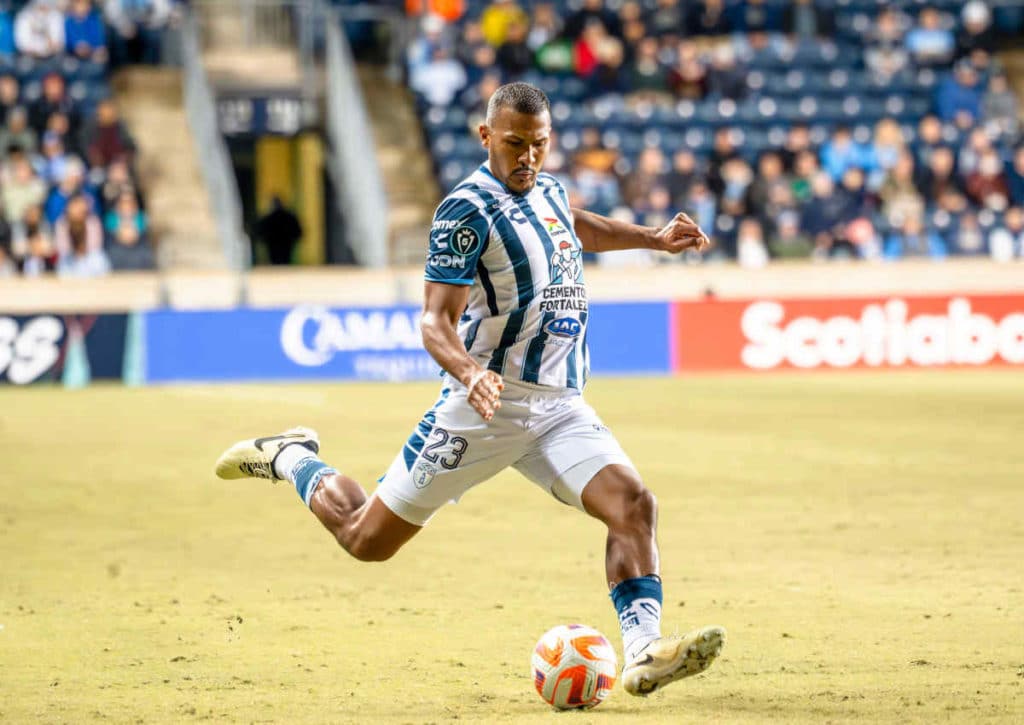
[143,302,671,383]
[0,313,130,385]
[673,294,1024,372]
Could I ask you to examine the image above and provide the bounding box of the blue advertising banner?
[143,302,670,384]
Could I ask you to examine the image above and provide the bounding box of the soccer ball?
[531,624,617,710]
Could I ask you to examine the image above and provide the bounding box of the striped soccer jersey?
[424,163,589,390]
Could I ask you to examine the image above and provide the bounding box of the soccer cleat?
[214,427,320,481]
[621,625,726,696]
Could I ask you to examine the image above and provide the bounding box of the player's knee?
[344,530,399,562]
[625,485,657,530]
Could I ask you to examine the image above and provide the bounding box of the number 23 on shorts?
[421,428,469,470]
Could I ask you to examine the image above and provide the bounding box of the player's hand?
[466,369,504,421]
[653,212,711,254]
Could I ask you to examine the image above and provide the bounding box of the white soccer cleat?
[621,625,726,696]
[214,427,320,481]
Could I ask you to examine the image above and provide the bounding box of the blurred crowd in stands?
[406,0,1024,264]
[0,0,179,278]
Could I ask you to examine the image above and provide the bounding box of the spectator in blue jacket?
[820,126,873,182]
[884,214,946,260]
[0,10,15,58]
[935,60,982,125]
[905,7,954,67]
[65,0,108,64]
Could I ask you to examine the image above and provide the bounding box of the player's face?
[480,107,551,194]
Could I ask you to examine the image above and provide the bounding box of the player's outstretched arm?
[421,281,504,421]
[572,208,711,255]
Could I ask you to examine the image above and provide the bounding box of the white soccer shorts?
[374,378,636,526]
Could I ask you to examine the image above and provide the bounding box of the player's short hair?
[486,83,550,126]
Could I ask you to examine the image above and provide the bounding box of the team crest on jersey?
[451,226,481,256]
[549,240,583,286]
[413,461,438,489]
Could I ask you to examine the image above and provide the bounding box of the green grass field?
[1,372,1023,724]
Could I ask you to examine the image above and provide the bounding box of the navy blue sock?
[610,575,663,661]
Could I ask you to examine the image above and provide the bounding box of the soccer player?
[215,82,724,696]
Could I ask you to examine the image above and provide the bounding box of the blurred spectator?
[563,0,620,41]
[736,217,769,268]
[988,206,1024,261]
[39,132,69,185]
[935,60,982,126]
[98,158,139,214]
[768,210,812,259]
[905,7,954,67]
[982,71,1019,139]
[481,0,529,46]
[731,0,782,36]
[81,100,136,169]
[918,146,964,201]
[620,4,647,60]
[708,126,740,196]
[55,193,108,276]
[622,146,667,207]
[778,124,811,174]
[0,74,18,125]
[706,45,745,100]
[667,149,700,203]
[411,47,467,107]
[255,196,302,266]
[45,156,94,224]
[838,167,873,221]
[0,9,14,59]
[65,0,107,64]
[496,17,533,76]
[634,185,673,229]
[965,149,1010,210]
[820,126,868,182]
[625,37,669,96]
[0,237,14,276]
[1006,146,1024,206]
[105,191,154,270]
[30,73,78,138]
[3,155,46,223]
[958,126,992,178]
[15,0,64,60]
[406,0,464,24]
[865,8,909,81]
[11,204,54,276]
[879,151,924,225]
[783,0,834,41]
[409,14,451,72]
[573,20,610,78]
[104,0,175,65]
[867,118,905,187]
[801,171,852,257]
[667,42,707,100]
[790,149,819,203]
[949,210,986,255]
[956,2,995,62]
[680,180,716,232]
[718,157,754,217]
[913,114,945,169]
[569,149,620,215]
[745,151,786,221]
[0,107,37,155]
[589,36,626,96]
[884,214,946,260]
[686,0,731,37]
[527,3,561,51]
[644,0,684,39]
[462,70,501,130]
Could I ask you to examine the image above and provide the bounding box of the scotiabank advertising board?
[673,294,1024,372]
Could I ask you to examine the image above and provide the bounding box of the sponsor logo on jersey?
[427,253,468,269]
[451,225,481,256]
[549,240,583,286]
[543,216,570,238]
[544,317,582,338]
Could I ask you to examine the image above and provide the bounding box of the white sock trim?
[273,443,317,482]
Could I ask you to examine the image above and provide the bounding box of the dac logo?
[0,316,64,384]
[740,298,1024,369]
[280,305,423,367]
[544,317,582,338]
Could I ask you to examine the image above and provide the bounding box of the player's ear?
[479,124,490,148]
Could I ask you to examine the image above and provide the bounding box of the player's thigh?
[513,395,638,512]
[376,386,527,526]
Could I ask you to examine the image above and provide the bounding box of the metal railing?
[181,11,252,286]
[325,6,389,267]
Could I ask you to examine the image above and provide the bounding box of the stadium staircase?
[113,68,223,269]
[999,48,1024,107]
[357,65,441,264]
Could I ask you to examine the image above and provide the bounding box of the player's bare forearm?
[421,281,503,420]
[571,207,711,255]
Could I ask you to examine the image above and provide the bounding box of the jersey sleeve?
[424,196,491,286]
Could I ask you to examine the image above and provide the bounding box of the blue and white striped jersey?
[424,163,590,390]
